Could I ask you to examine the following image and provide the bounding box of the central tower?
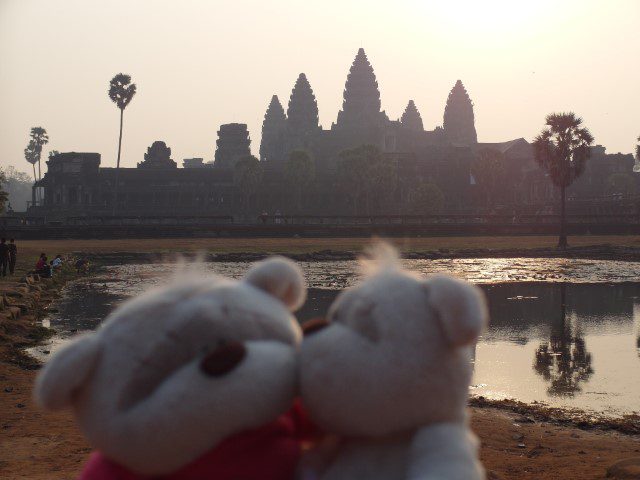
[333,48,382,132]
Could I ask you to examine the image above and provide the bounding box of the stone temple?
[30,48,636,218]
[256,48,483,211]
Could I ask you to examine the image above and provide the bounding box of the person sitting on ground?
[52,255,63,270]
[35,254,46,272]
[35,255,52,278]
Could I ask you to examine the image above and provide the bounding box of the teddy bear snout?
[302,317,330,336]
[199,341,247,377]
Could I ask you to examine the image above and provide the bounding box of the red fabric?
[78,405,316,480]
[35,258,45,270]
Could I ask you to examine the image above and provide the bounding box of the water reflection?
[31,262,640,416]
[532,284,594,397]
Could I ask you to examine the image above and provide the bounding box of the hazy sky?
[1,0,639,175]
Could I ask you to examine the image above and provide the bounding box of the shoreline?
[84,243,640,265]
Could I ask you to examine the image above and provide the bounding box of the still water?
[31,258,640,417]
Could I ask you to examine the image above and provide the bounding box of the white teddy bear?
[299,246,488,480]
[35,257,307,479]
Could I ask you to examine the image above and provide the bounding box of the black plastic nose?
[200,341,247,377]
[302,318,330,336]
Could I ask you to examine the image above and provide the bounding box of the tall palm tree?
[28,127,49,180]
[108,73,137,214]
[24,140,38,182]
[533,113,594,248]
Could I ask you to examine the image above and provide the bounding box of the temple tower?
[334,48,382,132]
[259,95,287,163]
[137,141,177,168]
[443,80,477,145]
[400,100,424,131]
[214,123,251,168]
[287,73,319,137]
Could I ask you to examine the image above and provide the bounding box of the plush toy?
[35,257,307,479]
[299,246,488,480]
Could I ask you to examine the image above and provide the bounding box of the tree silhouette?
[634,136,640,173]
[24,140,38,182]
[233,156,262,214]
[337,144,394,214]
[108,73,137,214]
[28,127,49,181]
[471,148,505,209]
[407,183,445,214]
[533,113,594,248]
[2,166,33,211]
[533,284,594,396]
[0,170,9,213]
[284,150,315,212]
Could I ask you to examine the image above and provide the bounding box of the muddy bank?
[83,244,640,265]
[470,397,640,436]
[0,271,77,370]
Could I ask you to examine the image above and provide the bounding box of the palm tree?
[24,140,38,182]
[284,150,315,212]
[108,73,137,214]
[533,113,594,248]
[533,284,593,396]
[28,127,49,180]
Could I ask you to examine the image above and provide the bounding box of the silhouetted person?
[8,239,17,275]
[35,254,51,278]
[0,238,8,277]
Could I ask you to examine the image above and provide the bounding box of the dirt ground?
[9,234,640,259]
[1,361,639,480]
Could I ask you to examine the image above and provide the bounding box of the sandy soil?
[1,362,639,480]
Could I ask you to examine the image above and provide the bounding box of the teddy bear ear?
[243,256,306,311]
[34,334,101,410]
[424,274,488,347]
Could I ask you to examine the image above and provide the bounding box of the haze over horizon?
[1,0,639,175]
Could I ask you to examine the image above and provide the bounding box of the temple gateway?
[31,49,636,219]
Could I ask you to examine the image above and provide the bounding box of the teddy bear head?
[35,256,306,475]
[300,248,487,438]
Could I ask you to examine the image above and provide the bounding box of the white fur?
[35,257,305,475]
[299,247,487,479]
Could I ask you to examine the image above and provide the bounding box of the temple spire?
[214,123,251,168]
[260,95,287,162]
[401,100,423,131]
[334,48,381,130]
[287,73,319,136]
[443,80,477,145]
